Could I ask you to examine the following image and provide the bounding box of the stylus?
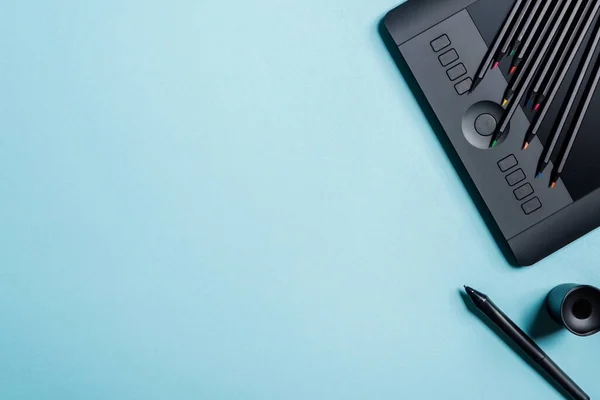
[509,0,556,74]
[491,0,570,147]
[464,286,590,400]
[509,0,543,58]
[469,0,525,92]
[523,0,600,150]
[534,12,600,176]
[501,0,558,105]
[526,0,586,107]
[495,0,535,65]
[530,0,596,114]
[549,57,600,188]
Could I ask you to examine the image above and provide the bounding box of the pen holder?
[546,284,600,337]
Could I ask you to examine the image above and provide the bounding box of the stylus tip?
[523,142,529,150]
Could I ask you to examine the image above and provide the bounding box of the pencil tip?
[502,99,508,106]
[509,49,515,56]
[469,79,478,93]
[509,66,517,74]
[550,182,556,189]
[523,142,529,150]
[492,61,499,69]
[525,99,531,107]
[534,104,540,111]
[490,140,497,148]
[536,171,542,178]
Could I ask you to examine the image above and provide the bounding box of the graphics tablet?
[382,0,600,265]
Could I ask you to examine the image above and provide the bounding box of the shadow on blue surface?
[527,296,563,339]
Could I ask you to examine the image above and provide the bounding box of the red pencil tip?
[492,61,499,69]
[534,104,540,111]
[510,66,517,74]
[523,142,529,150]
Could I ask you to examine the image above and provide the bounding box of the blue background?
[1,0,599,398]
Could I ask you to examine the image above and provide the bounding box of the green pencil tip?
[491,140,497,148]
[510,49,515,56]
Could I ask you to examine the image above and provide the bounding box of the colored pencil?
[470,0,526,92]
[496,0,535,65]
[510,0,544,57]
[491,0,570,148]
[523,0,600,149]
[530,0,596,113]
[527,0,586,107]
[501,0,558,105]
[535,14,600,175]
[550,57,600,187]
[509,0,556,75]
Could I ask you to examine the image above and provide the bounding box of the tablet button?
[431,35,451,52]
[439,49,459,66]
[498,155,518,172]
[522,197,542,215]
[514,183,534,200]
[455,78,472,95]
[506,169,525,186]
[447,63,467,81]
[474,114,496,136]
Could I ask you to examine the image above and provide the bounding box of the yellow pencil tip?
[502,99,508,106]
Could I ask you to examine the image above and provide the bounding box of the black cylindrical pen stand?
[546,284,600,337]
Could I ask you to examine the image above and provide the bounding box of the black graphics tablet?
[382,0,600,266]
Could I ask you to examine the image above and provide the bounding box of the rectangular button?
[522,197,542,215]
[514,183,534,200]
[498,155,518,172]
[439,49,459,66]
[447,63,467,81]
[431,35,451,52]
[455,78,472,95]
[506,169,526,186]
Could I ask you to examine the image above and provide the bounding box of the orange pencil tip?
[523,142,529,150]
[550,182,556,188]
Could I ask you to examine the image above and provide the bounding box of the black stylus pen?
[464,286,590,400]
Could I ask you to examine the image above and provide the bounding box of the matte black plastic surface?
[547,284,600,337]
[383,0,600,265]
